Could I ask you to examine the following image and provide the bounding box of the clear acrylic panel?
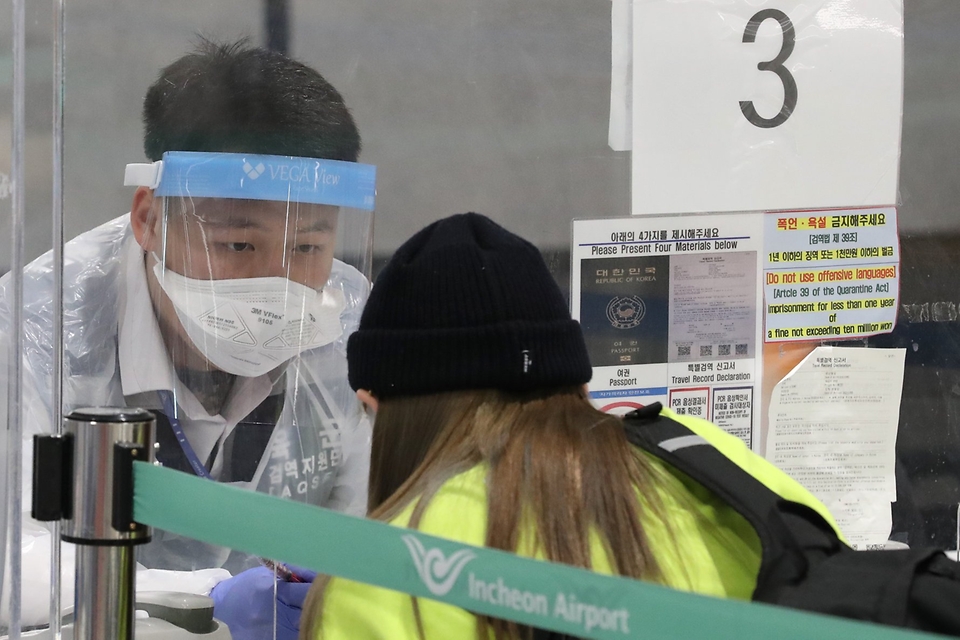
[3,0,59,633]
[0,4,12,629]
[1,0,959,636]
[56,10,378,637]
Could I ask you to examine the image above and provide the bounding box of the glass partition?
[0,4,12,631]
[869,1,960,550]
[3,0,59,633]
[3,0,960,636]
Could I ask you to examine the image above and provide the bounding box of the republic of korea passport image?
[579,255,670,367]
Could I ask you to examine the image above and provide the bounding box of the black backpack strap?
[623,403,843,592]
[623,402,782,542]
[532,630,579,640]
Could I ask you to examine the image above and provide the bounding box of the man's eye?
[225,242,254,252]
[295,244,323,254]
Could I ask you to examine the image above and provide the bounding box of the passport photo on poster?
[579,256,670,367]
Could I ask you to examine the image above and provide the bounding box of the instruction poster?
[763,207,899,342]
[573,209,902,453]
[572,214,763,447]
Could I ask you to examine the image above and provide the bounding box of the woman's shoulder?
[319,466,489,640]
[655,408,842,536]
[388,465,490,547]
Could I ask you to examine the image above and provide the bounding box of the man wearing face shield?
[1,40,374,639]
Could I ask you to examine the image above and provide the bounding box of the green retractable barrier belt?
[133,461,937,640]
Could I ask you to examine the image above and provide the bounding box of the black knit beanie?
[347,213,592,397]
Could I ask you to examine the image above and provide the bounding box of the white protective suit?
[0,214,371,627]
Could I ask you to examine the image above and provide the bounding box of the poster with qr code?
[572,213,763,448]
[669,251,756,362]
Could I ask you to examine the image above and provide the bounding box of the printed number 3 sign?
[632,0,903,216]
[740,9,797,129]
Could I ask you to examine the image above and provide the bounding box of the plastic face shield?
[125,151,375,379]
[121,151,374,572]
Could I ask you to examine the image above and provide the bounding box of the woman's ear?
[356,389,379,414]
[130,187,160,252]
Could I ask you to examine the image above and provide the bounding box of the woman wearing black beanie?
[301,213,840,640]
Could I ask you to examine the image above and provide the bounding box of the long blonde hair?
[303,387,673,639]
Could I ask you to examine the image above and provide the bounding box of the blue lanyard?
[157,390,214,480]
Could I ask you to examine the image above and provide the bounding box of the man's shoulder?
[1,215,130,315]
[49,215,131,312]
[17,214,130,284]
[63,215,132,266]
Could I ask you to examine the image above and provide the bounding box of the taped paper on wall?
[765,346,906,549]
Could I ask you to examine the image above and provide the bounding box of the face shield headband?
[124,151,377,377]
[125,150,376,209]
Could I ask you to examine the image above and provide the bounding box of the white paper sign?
[766,346,906,549]
[632,0,903,215]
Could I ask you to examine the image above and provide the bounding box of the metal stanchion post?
[33,407,155,640]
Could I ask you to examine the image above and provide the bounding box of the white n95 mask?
[153,261,346,377]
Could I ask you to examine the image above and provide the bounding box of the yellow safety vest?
[316,409,841,639]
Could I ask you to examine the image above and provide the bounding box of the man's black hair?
[142,39,361,162]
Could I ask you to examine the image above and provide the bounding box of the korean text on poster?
[571,213,763,447]
[763,208,899,343]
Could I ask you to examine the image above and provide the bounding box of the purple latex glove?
[277,566,318,638]
[211,566,316,640]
